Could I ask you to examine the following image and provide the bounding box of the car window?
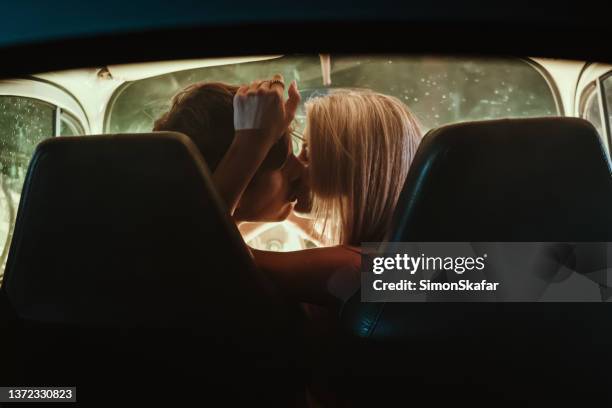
[107,55,558,141]
[0,96,84,281]
[328,56,558,131]
[60,111,85,136]
[581,73,612,149]
[604,75,612,135]
[106,55,323,135]
[106,55,559,253]
[583,87,603,137]
[293,56,558,156]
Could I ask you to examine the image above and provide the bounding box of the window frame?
[103,81,130,134]
[522,58,564,117]
[0,78,89,136]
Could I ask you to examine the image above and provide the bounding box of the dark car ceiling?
[0,0,608,76]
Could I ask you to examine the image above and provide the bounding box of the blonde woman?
[215,75,422,310]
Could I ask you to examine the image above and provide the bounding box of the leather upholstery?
[341,117,612,339]
[0,132,302,403]
[0,132,284,330]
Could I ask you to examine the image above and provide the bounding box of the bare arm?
[212,76,301,216]
[212,130,274,215]
[251,246,361,308]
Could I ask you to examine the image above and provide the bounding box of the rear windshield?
[106,55,558,136]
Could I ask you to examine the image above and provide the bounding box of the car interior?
[0,1,612,406]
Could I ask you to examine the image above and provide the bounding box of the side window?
[0,96,84,281]
[581,72,612,150]
[604,74,612,140]
[582,85,603,137]
[60,111,85,136]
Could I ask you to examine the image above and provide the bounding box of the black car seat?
[0,133,303,404]
[335,118,612,406]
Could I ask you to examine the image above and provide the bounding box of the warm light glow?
[246,221,317,252]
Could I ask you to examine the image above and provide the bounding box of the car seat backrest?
[1,133,280,330]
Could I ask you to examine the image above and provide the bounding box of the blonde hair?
[305,89,422,246]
